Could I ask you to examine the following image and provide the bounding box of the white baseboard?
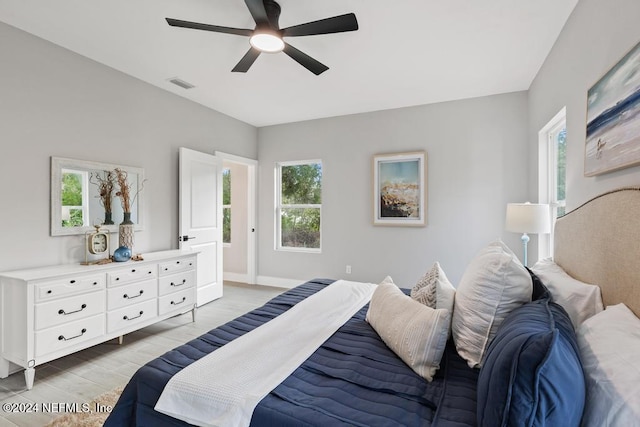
[256,275,307,289]
[223,272,249,284]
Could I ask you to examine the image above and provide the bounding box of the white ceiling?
[0,0,578,127]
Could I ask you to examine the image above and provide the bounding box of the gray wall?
[10,0,634,287]
[258,92,530,287]
[0,22,257,272]
[528,0,640,209]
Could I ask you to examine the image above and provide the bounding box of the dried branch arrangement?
[90,170,115,213]
[114,168,146,213]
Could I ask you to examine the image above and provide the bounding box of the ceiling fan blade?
[244,0,270,27]
[232,48,262,73]
[282,13,358,37]
[283,43,329,75]
[166,18,252,36]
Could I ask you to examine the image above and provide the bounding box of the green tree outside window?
[222,169,231,244]
[278,162,322,250]
[62,172,84,227]
[556,128,567,217]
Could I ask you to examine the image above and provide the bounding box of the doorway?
[216,151,257,284]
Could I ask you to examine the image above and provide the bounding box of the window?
[276,160,322,251]
[538,107,566,258]
[549,123,567,219]
[222,168,231,244]
[61,169,89,227]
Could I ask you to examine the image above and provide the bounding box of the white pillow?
[411,261,456,314]
[531,258,603,328]
[366,276,450,382]
[577,304,640,427]
[452,240,532,368]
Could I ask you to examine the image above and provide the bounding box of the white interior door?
[179,147,223,306]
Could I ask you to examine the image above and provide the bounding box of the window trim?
[275,159,322,253]
[538,107,566,259]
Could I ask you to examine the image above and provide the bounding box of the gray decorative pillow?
[366,276,450,382]
[411,262,456,315]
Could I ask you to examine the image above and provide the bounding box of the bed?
[104,187,640,427]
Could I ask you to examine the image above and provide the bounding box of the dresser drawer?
[35,314,104,358]
[35,291,105,331]
[106,279,157,310]
[35,274,105,302]
[107,299,157,333]
[107,264,156,287]
[158,257,196,276]
[158,288,195,316]
[158,270,196,296]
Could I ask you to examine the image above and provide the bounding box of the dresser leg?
[24,367,35,390]
[191,307,197,323]
[118,336,124,345]
[0,358,9,378]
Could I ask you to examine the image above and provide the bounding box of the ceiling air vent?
[168,77,195,89]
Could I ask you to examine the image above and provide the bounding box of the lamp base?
[521,233,530,267]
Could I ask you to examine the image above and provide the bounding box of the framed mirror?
[51,157,145,236]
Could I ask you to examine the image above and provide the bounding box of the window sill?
[276,247,321,254]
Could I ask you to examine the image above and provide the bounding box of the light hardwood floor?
[0,282,287,427]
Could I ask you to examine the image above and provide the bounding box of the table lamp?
[505,202,551,266]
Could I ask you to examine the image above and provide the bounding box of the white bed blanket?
[154,279,376,427]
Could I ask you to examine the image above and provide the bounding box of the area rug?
[43,386,123,427]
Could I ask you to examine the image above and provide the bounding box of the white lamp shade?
[505,203,551,234]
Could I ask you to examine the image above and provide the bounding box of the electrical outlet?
[346,265,352,274]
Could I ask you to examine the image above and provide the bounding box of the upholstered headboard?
[554,187,640,316]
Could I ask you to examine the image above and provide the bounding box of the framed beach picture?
[373,151,426,226]
[585,39,640,176]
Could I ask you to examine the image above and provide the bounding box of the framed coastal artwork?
[373,151,426,226]
[585,39,640,176]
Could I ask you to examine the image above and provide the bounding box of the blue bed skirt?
[104,279,478,426]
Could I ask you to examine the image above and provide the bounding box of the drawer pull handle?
[58,304,87,315]
[47,290,52,294]
[148,271,153,274]
[58,328,87,341]
[171,297,187,306]
[131,269,136,273]
[93,281,98,285]
[69,280,76,284]
[123,290,144,299]
[123,311,144,321]
[170,279,187,287]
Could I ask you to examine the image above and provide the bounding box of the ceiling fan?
[166,0,358,75]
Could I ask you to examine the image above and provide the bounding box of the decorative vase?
[119,212,134,249]
[121,212,134,225]
[113,246,132,262]
[104,211,114,225]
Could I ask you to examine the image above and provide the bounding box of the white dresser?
[0,250,197,389]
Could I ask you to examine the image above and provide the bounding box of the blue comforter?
[104,279,478,426]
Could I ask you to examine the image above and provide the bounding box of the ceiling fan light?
[250,33,284,53]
